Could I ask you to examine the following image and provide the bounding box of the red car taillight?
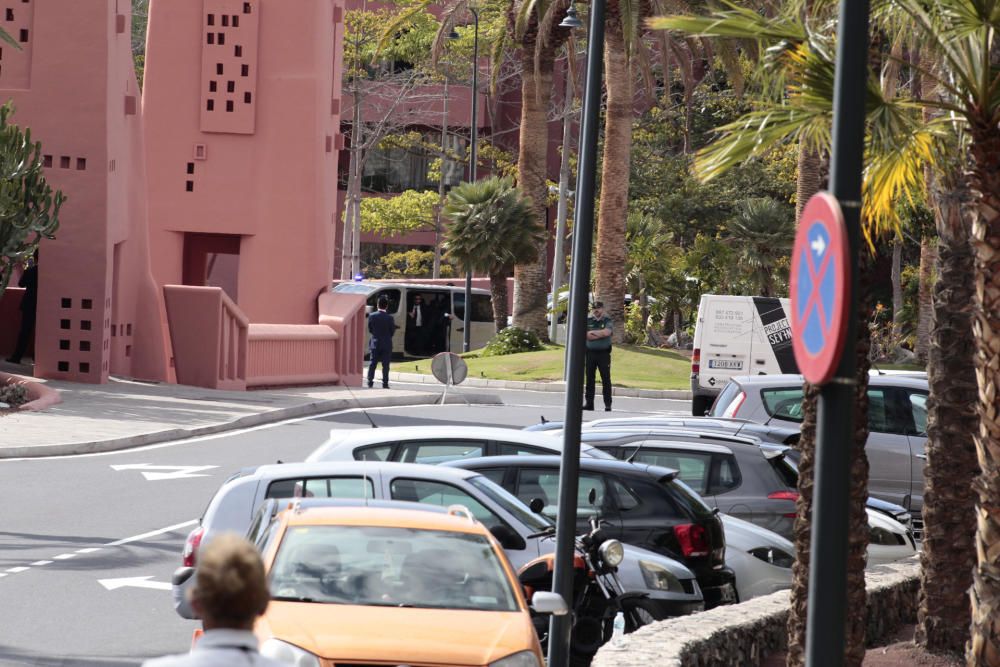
[722,391,746,418]
[182,526,205,568]
[691,348,701,374]
[673,523,710,558]
[768,490,800,518]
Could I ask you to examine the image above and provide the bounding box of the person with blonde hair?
[144,534,283,666]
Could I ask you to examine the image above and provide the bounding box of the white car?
[306,426,615,463]
[866,507,917,566]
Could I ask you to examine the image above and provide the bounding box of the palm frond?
[374,0,434,61]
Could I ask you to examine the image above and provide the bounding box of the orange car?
[254,502,564,667]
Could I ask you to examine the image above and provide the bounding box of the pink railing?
[163,285,366,390]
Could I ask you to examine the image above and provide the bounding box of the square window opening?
[80,340,91,352]
[218,32,225,45]
[186,162,195,175]
[76,158,86,171]
[234,45,242,57]
[185,180,194,192]
[126,323,132,336]
[43,155,52,168]
[18,28,27,43]
[206,99,215,111]
[81,320,92,331]
[81,298,92,309]
[60,319,70,330]
[57,361,69,372]
[244,92,252,104]
[60,297,71,308]
[233,15,240,26]
[225,100,234,112]
[227,80,235,93]
[126,345,132,357]
[216,63,224,75]
[207,13,215,26]
[60,156,70,169]
[209,80,217,92]
[58,340,70,350]
[243,2,252,14]
[207,32,214,45]
[222,15,229,26]
[79,362,90,373]
[5,9,13,20]
[241,64,249,77]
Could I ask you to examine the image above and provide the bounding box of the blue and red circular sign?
[790,192,850,385]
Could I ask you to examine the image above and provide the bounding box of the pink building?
[144,0,346,326]
[0,0,167,384]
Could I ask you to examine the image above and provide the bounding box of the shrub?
[0,382,28,409]
[624,302,645,345]
[481,327,542,357]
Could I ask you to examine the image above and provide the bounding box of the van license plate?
[708,359,743,370]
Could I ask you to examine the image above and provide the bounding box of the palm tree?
[443,177,546,332]
[728,197,795,297]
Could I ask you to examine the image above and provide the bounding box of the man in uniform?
[368,295,396,388]
[585,301,613,411]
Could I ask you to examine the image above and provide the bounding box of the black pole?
[463,10,479,353]
[548,1,604,665]
[804,0,868,665]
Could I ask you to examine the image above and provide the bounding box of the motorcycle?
[517,494,654,665]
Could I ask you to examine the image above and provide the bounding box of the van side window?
[472,294,493,322]
[366,289,400,313]
[761,387,804,422]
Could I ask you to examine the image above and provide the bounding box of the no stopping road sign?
[790,192,850,385]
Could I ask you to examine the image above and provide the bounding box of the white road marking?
[30,560,53,566]
[105,519,197,547]
[110,463,218,481]
[98,575,172,592]
[75,548,100,554]
[6,567,28,573]
[53,554,76,560]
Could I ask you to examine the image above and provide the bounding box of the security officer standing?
[368,295,396,388]
[584,301,613,411]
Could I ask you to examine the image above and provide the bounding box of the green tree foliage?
[360,189,439,237]
[727,197,795,297]
[0,104,66,296]
[366,249,455,279]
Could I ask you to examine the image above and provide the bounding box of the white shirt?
[142,629,284,667]
[414,304,423,327]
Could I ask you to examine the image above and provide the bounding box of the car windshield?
[760,387,805,422]
[269,525,519,612]
[468,475,552,532]
[661,477,716,520]
[332,283,378,294]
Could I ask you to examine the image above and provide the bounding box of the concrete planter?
[593,556,921,667]
[0,372,61,411]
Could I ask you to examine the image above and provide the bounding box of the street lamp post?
[462,8,479,353]
[549,3,600,667]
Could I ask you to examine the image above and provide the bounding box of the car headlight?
[639,560,686,593]
[869,526,904,546]
[895,512,912,526]
[749,547,794,568]
[599,539,625,568]
[260,638,321,667]
[489,649,542,667]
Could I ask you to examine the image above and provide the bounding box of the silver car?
[306,426,615,463]
[172,461,704,620]
[709,373,928,513]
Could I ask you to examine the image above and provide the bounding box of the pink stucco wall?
[144,0,345,327]
[0,0,166,384]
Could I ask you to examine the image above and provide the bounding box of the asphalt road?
[0,385,688,666]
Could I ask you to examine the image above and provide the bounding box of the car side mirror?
[588,488,598,506]
[529,498,545,515]
[172,566,195,587]
[490,524,526,551]
[531,591,569,616]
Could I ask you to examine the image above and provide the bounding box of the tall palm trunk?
[795,146,822,219]
[891,237,903,340]
[594,8,631,345]
[512,48,554,338]
[786,255,873,667]
[964,124,1000,666]
[915,177,977,656]
[914,236,935,363]
[489,269,509,333]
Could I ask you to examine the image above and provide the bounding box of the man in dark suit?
[6,252,38,365]
[368,295,396,388]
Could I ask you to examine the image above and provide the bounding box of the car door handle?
[456,327,464,332]
[915,454,927,460]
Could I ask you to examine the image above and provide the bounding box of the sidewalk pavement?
[0,371,502,459]
[389,371,693,400]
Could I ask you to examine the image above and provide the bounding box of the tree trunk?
[914,177,977,656]
[787,256,873,667]
[891,236,903,341]
[512,49,554,338]
[594,9,631,345]
[433,78,450,280]
[795,146,823,220]
[550,60,574,343]
[489,270,509,334]
[914,236,935,363]
[964,124,1000,666]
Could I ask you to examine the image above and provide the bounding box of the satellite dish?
[430,352,468,386]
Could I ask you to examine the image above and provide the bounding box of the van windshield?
[333,283,378,294]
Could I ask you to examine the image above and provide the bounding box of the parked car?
[444,456,738,608]
[305,426,616,464]
[253,503,551,667]
[575,429,803,540]
[172,461,703,621]
[588,416,801,445]
[709,373,929,514]
[720,513,794,600]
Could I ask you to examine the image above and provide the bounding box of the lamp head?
[560,5,583,28]
[448,27,461,40]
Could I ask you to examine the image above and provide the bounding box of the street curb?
[389,371,693,400]
[0,390,502,459]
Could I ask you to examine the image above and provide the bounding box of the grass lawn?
[405,344,692,390]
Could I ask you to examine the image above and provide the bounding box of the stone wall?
[593,557,921,667]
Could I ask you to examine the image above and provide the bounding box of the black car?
[444,456,737,608]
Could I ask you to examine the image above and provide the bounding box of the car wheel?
[692,395,713,416]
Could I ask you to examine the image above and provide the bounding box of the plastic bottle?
[611,611,626,648]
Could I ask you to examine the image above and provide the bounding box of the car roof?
[325,426,593,448]
[251,460,481,482]
[578,428,759,447]
[606,439,734,456]
[443,455,678,480]
[277,505,489,534]
[727,372,927,389]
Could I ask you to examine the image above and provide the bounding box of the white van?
[332,281,495,357]
[691,295,798,415]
